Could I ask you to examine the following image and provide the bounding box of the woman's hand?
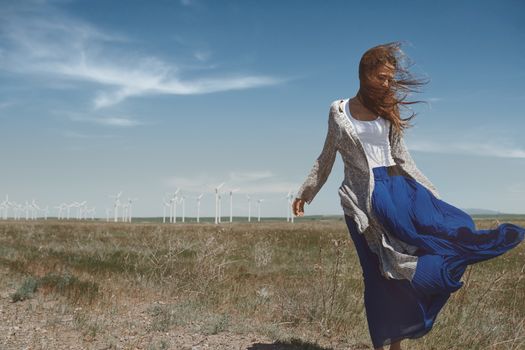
[292,198,305,217]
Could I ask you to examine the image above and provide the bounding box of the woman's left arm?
[392,136,442,199]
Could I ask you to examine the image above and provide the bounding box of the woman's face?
[366,63,395,90]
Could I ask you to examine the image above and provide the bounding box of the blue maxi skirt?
[345,165,525,349]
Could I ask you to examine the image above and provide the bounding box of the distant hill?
[461,208,503,215]
[96,210,524,223]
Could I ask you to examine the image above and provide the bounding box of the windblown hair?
[358,41,429,138]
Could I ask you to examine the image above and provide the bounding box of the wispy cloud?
[0,2,285,109]
[228,170,274,182]
[57,110,143,127]
[62,130,117,139]
[165,170,298,195]
[93,117,142,127]
[193,50,212,62]
[0,101,16,110]
[408,134,525,158]
[180,0,194,6]
[405,122,525,158]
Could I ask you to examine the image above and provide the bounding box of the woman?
[292,41,525,350]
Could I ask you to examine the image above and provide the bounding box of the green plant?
[10,276,38,302]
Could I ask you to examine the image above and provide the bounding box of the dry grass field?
[0,217,524,349]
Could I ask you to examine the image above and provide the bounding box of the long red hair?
[357,41,429,138]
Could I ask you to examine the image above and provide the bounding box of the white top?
[343,98,396,169]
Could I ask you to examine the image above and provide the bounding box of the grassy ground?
[0,218,524,349]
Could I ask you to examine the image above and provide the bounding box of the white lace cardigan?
[296,99,441,281]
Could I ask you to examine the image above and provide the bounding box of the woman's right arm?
[294,102,339,212]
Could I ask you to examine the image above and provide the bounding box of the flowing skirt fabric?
[345,165,525,348]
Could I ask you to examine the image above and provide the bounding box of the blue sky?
[0,0,524,218]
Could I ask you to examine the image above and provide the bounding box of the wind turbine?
[164,193,174,223]
[218,192,223,223]
[24,201,30,220]
[121,201,129,222]
[0,195,9,219]
[1,195,12,219]
[179,195,186,223]
[9,201,17,220]
[42,205,49,220]
[196,194,204,223]
[109,191,123,222]
[213,182,225,224]
[61,203,67,220]
[246,195,252,222]
[19,201,25,220]
[126,198,137,222]
[31,199,40,220]
[284,189,295,223]
[162,196,171,223]
[0,203,6,221]
[171,188,180,223]
[71,201,81,220]
[13,202,22,220]
[257,199,264,222]
[228,188,240,223]
[7,196,14,219]
[86,207,95,220]
[80,201,88,220]
[73,201,87,220]
[54,204,65,220]
[66,202,76,220]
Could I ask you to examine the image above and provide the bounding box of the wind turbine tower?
[162,197,171,223]
[1,195,12,220]
[228,188,240,223]
[179,195,186,223]
[109,192,123,222]
[31,199,40,220]
[196,194,204,223]
[24,201,30,220]
[214,182,225,224]
[284,189,295,223]
[54,204,64,220]
[246,195,252,222]
[218,192,223,223]
[257,199,264,222]
[66,202,76,220]
[126,198,137,222]
[75,201,87,220]
[171,188,180,223]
